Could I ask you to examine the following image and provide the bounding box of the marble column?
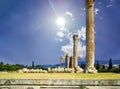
[73,34,78,68]
[85,0,97,73]
[69,56,74,68]
[60,56,63,67]
[65,54,69,68]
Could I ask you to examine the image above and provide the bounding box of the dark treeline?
[0,62,24,71]
[80,58,120,73]
[0,58,120,73]
[0,61,46,72]
[95,58,120,73]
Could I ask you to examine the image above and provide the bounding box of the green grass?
[0,72,120,79]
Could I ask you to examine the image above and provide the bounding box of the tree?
[0,62,4,71]
[96,60,100,70]
[32,61,34,69]
[102,65,106,70]
[81,63,85,69]
[108,58,113,71]
[119,65,120,73]
[4,64,13,71]
[35,65,42,69]
[13,64,24,71]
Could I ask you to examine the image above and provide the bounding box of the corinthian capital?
[85,0,95,8]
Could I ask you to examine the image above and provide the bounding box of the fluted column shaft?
[85,0,97,73]
[73,34,78,68]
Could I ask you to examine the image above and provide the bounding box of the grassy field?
[0,72,120,79]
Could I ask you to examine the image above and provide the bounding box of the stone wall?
[0,79,120,89]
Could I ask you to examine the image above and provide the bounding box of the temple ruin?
[49,0,97,73]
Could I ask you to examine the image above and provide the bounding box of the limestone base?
[0,86,120,89]
[84,66,97,73]
[75,66,84,73]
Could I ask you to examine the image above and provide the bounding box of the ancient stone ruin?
[85,0,97,73]
[18,0,97,73]
[49,0,97,73]
[18,68,48,73]
[48,34,83,73]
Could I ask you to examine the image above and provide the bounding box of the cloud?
[81,8,85,11]
[77,27,86,40]
[61,44,73,56]
[107,4,112,8]
[65,11,73,17]
[61,41,86,58]
[58,38,63,42]
[78,42,86,58]
[59,26,67,31]
[65,11,74,21]
[56,11,73,42]
[61,27,86,59]
[57,31,64,38]
[107,0,114,8]
[94,8,100,15]
[56,11,86,59]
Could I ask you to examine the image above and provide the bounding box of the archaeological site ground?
[0,0,120,89]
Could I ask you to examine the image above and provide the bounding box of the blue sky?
[0,0,120,65]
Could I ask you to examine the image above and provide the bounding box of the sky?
[0,0,120,65]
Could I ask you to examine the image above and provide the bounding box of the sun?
[56,17,66,26]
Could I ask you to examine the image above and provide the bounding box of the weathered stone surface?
[57,67,64,72]
[18,68,48,73]
[48,67,51,73]
[75,66,84,73]
[0,86,120,89]
[51,68,58,73]
[69,56,74,68]
[0,79,120,89]
[49,67,75,73]
[0,86,80,89]
[85,66,97,73]
[73,34,78,68]
[85,0,97,73]
[87,86,120,89]
[65,54,69,69]
[0,79,120,86]
[85,0,94,8]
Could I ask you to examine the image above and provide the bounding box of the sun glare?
[56,17,66,26]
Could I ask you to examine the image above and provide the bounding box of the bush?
[80,85,89,89]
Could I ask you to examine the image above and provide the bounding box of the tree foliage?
[96,60,100,70]
[108,58,113,71]
[32,61,34,69]
[0,61,47,72]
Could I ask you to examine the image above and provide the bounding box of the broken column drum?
[73,34,78,68]
[85,0,97,73]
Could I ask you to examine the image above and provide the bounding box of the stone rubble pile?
[17,66,84,73]
[48,67,84,73]
[18,68,48,73]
